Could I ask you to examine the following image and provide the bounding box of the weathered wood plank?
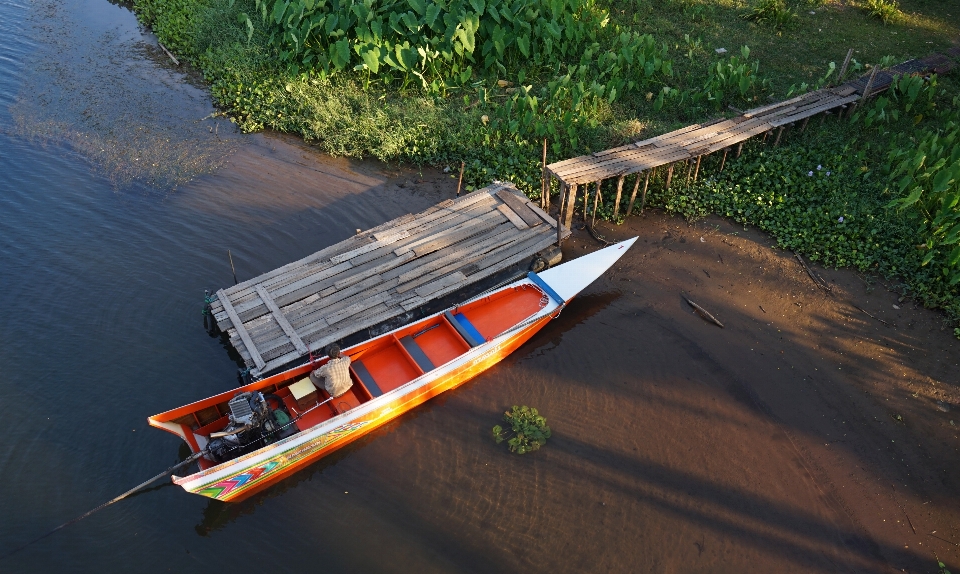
[331,230,409,263]
[397,210,504,257]
[395,223,521,285]
[495,188,542,227]
[254,284,308,356]
[497,204,529,230]
[217,288,265,371]
[415,272,467,298]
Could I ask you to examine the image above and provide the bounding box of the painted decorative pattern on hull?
[190,421,370,500]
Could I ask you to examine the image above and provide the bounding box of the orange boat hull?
[171,314,552,502]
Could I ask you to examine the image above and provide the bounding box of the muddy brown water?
[3,0,960,572]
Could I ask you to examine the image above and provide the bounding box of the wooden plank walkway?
[211,181,569,376]
[545,55,950,228]
[547,85,860,186]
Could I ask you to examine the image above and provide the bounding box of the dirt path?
[547,211,960,572]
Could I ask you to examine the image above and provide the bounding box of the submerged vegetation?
[132,0,959,325]
[492,405,551,454]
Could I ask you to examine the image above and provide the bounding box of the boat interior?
[154,282,549,470]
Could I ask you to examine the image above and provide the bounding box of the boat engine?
[204,392,294,463]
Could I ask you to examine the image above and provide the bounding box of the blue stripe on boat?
[527,271,565,305]
[444,311,485,347]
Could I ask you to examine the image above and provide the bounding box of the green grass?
[131,0,960,330]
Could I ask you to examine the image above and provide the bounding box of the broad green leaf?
[517,34,530,57]
[272,0,289,24]
[425,4,442,29]
[408,0,426,15]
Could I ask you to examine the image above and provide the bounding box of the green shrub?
[863,0,900,24]
[742,0,796,31]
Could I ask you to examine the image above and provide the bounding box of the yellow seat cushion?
[288,377,318,401]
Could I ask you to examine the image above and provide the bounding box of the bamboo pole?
[541,139,548,209]
[639,169,651,214]
[625,171,643,217]
[612,174,625,219]
[582,180,595,221]
[556,183,566,246]
[800,116,810,133]
[736,142,744,158]
[693,155,703,182]
[838,48,854,83]
[228,249,238,285]
[684,159,693,188]
[719,148,729,172]
[591,180,601,228]
[456,161,465,197]
[773,126,785,147]
[665,164,674,190]
[861,65,879,101]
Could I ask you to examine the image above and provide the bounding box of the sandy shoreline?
[527,210,960,572]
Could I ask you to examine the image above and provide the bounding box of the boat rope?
[0,450,207,561]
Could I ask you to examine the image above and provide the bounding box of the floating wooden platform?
[211,182,569,377]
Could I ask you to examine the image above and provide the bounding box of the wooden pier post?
[456,161,465,197]
[719,148,729,172]
[612,174,625,219]
[800,116,810,133]
[541,139,548,209]
[685,159,694,188]
[838,48,854,83]
[773,127,785,147]
[639,169,651,214]
[861,65,879,101]
[692,155,703,183]
[736,142,744,158]
[583,181,595,221]
[590,180,602,227]
[626,172,642,217]
[557,183,566,246]
[665,164,674,190]
[563,183,578,229]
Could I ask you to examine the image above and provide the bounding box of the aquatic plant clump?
[492,405,551,454]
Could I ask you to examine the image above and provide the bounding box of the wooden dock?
[545,53,953,228]
[211,181,569,377]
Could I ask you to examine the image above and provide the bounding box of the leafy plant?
[742,0,796,30]
[492,405,551,454]
[886,112,960,287]
[695,46,769,110]
[863,0,900,24]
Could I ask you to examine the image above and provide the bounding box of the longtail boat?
[150,238,636,501]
